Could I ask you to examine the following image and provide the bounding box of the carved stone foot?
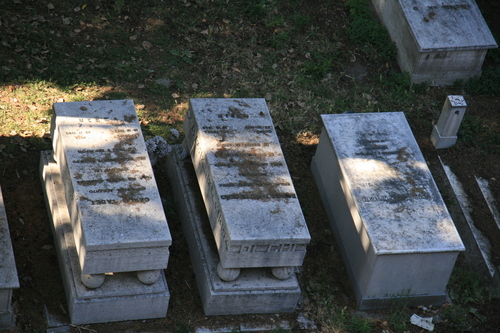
[271,266,293,280]
[217,262,240,282]
[81,272,105,289]
[137,270,161,285]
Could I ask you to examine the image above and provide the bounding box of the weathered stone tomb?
[311,112,465,309]
[41,100,171,324]
[372,0,497,84]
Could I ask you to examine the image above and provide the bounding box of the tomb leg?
[137,270,162,285]
[216,262,240,282]
[80,273,105,289]
[271,266,293,280]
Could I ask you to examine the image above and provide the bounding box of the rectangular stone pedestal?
[311,112,465,309]
[372,0,497,85]
[183,98,310,269]
[41,151,170,324]
[166,146,301,315]
[0,186,20,330]
[51,100,171,274]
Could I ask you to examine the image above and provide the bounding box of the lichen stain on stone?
[123,114,137,123]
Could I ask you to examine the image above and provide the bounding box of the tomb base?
[166,146,301,316]
[41,151,170,325]
[0,308,15,330]
[430,125,458,149]
[0,186,20,330]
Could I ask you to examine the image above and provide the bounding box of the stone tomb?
[41,100,171,324]
[0,186,20,329]
[41,152,170,324]
[371,0,497,85]
[183,98,310,281]
[311,112,465,309]
[166,146,301,315]
[50,99,171,278]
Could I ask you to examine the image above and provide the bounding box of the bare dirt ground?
[1,0,500,332]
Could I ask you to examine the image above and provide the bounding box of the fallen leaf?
[231,66,241,73]
[142,41,153,49]
[129,35,138,41]
[172,93,180,98]
[200,30,209,35]
[138,84,145,89]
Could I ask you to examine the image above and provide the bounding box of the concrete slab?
[311,112,465,309]
[0,186,20,330]
[166,146,301,315]
[41,151,170,325]
[51,99,171,274]
[183,98,310,269]
[372,0,497,84]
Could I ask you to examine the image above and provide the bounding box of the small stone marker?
[183,98,310,280]
[51,99,171,276]
[311,112,465,309]
[0,186,20,330]
[371,0,497,84]
[431,95,467,149]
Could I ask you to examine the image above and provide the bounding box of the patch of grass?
[465,66,500,96]
[386,290,413,332]
[345,0,397,61]
[448,268,486,305]
[337,308,374,333]
[299,50,340,82]
[457,115,485,145]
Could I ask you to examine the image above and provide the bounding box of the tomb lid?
[401,0,497,51]
[52,100,171,250]
[189,98,310,244]
[0,186,20,289]
[321,112,465,254]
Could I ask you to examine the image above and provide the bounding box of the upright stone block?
[311,112,465,309]
[0,186,20,330]
[431,96,467,149]
[51,100,171,275]
[372,0,497,85]
[183,98,310,270]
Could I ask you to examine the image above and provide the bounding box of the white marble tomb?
[311,112,465,309]
[41,100,171,324]
[183,98,310,280]
[51,100,172,277]
[372,0,497,85]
